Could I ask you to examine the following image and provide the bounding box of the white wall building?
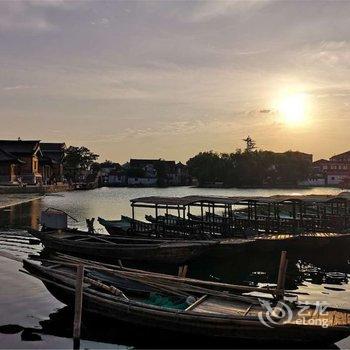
[127,177,158,186]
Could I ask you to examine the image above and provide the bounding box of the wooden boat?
[97,215,350,252]
[145,214,183,225]
[130,194,350,236]
[98,216,207,239]
[23,255,350,345]
[98,216,157,235]
[28,228,216,264]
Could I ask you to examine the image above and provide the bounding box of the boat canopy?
[131,192,350,208]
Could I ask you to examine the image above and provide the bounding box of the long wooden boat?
[98,216,158,235]
[129,194,350,237]
[28,228,216,264]
[98,216,350,247]
[23,256,350,345]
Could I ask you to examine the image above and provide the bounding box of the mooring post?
[73,264,84,349]
[182,265,188,278]
[276,251,288,299]
[178,265,188,278]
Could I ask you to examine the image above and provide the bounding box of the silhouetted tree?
[187,144,311,187]
[243,136,256,153]
[64,146,99,181]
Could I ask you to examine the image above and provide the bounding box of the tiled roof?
[0,149,24,163]
[40,143,66,151]
[0,140,40,155]
[330,151,350,160]
[40,143,65,164]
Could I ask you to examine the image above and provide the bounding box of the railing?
[130,214,350,238]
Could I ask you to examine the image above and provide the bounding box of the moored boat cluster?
[23,192,350,346]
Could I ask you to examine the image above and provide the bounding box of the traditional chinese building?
[0,140,42,184]
[39,143,66,184]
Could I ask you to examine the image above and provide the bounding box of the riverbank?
[0,194,44,209]
[0,184,70,195]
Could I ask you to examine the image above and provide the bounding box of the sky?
[0,0,349,163]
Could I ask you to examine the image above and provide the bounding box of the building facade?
[0,140,65,185]
[39,143,66,184]
[307,151,350,187]
[0,140,42,185]
[128,158,190,187]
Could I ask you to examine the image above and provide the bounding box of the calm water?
[1,186,350,349]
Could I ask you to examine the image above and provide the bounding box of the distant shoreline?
[195,184,344,190]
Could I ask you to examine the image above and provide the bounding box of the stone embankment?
[0,184,70,195]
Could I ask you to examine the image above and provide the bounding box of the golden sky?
[0,1,349,163]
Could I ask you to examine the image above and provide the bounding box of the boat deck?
[191,296,260,317]
[190,296,350,328]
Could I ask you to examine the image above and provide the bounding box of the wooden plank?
[243,304,253,317]
[185,295,208,311]
[54,253,279,296]
[191,297,249,316]
[73,265,84,349]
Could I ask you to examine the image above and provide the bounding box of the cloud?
[0,0,84,33]
[3,85,39,91]
[188,0,271,23]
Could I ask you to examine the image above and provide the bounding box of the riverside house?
[301,150,350,187]
[0,140,66,186]
[126,158,190,187]
[39,143,66,184]
[0,140,42,185]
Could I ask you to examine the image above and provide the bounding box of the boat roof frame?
[130,192,350,209]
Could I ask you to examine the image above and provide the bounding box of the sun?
[278,93,308,126]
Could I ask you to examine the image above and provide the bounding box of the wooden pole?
[178,265,188,278]
[276,251,287,299]
[182,265,188,278]
[73,264,84,349]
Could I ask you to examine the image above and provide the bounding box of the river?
[1,186,350,348]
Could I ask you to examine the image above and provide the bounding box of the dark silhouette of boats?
[28,228,216,265]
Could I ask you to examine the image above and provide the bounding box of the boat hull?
[25,261,350,346]
[28,229,214,265]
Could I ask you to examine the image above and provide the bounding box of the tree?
[186,144,311,188]
[64,146,99,181]
[243,136,256,153]
[91,160,121,172]
[187,151,224,186]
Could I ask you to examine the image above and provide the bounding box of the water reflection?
[0,199,41,230]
